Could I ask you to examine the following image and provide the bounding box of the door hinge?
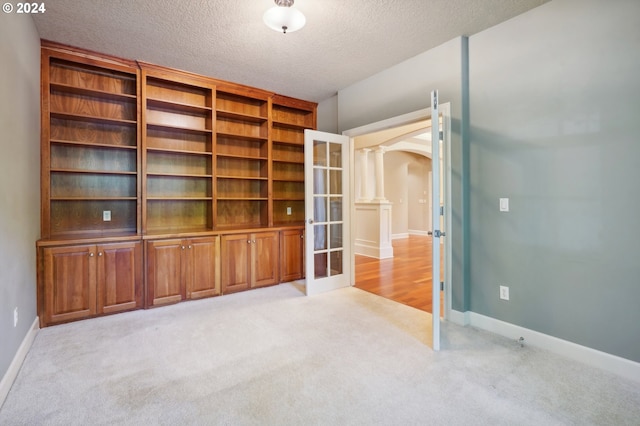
[440,281,444,291]
[440,205,445,216]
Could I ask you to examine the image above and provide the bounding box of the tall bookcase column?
[215,85,272,230]
[41,46,141,239]
[139,64,216,235]
[270,95,317,227]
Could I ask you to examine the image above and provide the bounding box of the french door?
[304,130,351,296]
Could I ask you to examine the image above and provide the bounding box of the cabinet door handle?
[98,252,103,257]
[252,240,256,244]
[181,246,185,250]
[89,252,94,257]
[188,245,192,249]
[247,240,251,244]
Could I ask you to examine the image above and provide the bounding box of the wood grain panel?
[216,200,266,228]
[186,236,220,299]
[147,175,211,198]
[50,90,137,121]
[97,241,142,314]
[50,173,136,198]
[252,231,279,288]
[221,234,251,294]
[50,200,137,236]
[146,239,184,305]
[216,92,267,117]
[50,118,136,147]
[146,151,212,175]
[216,137,267,158]
[280,229,304,282]
[50,144,136,172]
[146,200,213,232]
[50,60,136,95]
[43,245,96,324]
[146,78,211,108]
[146,127,211,153]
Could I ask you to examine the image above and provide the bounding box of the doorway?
[342,106,452,320]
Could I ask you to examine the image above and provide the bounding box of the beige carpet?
[1,284,639,425]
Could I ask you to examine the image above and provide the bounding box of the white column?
[358,148,371,202]
[374,146,386,201]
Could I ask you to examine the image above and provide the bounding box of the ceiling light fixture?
[263,0,306,34]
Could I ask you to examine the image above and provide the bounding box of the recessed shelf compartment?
[50,83,137,101]
[217,156,267,179]
[50,117,137,148]
[272,125,304,145]
[51,144,137,173]
[147,151,212,176]
[273,161,304,181]
[50,199,137,236]
[272,104,314,128]
[146,77,212,110]
[273,143,304,163]
[216,118,268,140]
[50,89,137,122]
[216,136,267,159]
[147,175,212,198]
[51,172,136,198]
[146,199,213,232]
[217,177,268,199]
[146,126,212,154]
[50,111,137,126]
[216,91,268,119]
[216,200,267,229]
[49,58,136,96]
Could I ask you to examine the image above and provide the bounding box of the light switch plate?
[499,198,509,212]
[103,210,111,221]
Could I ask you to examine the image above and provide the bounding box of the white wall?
[384,151,409,236]
[0,14,41,383]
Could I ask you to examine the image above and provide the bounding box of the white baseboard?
[391,233,409,240]
[408,229,430,236]
[449,309,470,326]
[452,311,640,382]
[354,242,393,259]
[0,316,39,409]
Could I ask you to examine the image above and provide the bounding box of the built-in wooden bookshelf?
[141,67,215,235]
[41,48,140,239]
[215,87,271,229]
[38,43,315,327]
[271,95,316,226]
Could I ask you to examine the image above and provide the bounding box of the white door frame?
[342,104,453,321]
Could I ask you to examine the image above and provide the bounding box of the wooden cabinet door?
[221,234,251,294]
[146,239,184,306]
[97,241,142,314]
[186,236,220,299]
[280,229,304,282]
[43,245,96,325]
[251,231,280,288]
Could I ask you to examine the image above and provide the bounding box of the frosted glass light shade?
[263,6,306,33]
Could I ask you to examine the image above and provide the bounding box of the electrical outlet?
[499,285,510,301]
[103,210,111,221]
[13,307,18,327]
[286,206,292,216]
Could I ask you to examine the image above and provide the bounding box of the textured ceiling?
[32,0,549,103]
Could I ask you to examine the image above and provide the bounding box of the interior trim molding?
[454,311,639,382]
[0,316,39,409]
[408,229,430,236]
[449,309,470,326]
[391,233,409,240]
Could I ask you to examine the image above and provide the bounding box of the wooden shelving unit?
[141,67,215,235]
[42,48,140,239]
[215,88,271,229]
[271,95,316,226]
[38,43,316,326]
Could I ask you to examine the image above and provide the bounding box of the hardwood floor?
[355,235,444,314]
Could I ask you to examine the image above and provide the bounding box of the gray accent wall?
[0,14,40,381]
[468,0,640,362]
[327,0,640,362]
